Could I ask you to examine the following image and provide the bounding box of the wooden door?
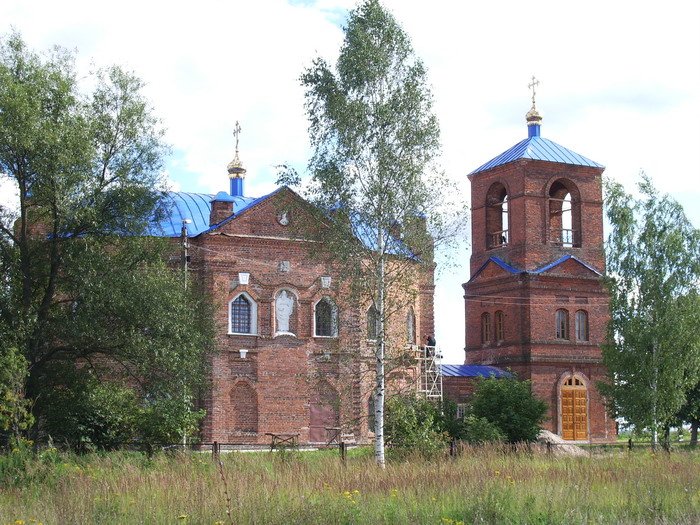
[561,378,588,440]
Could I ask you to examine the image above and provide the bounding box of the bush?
[0,347,34,448]
[462,415,506,444]
[40,371,140,451]
[384,395,448,458]
[469,377,548,443]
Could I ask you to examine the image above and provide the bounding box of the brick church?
[158,93,616,444]
[444,96,616,442]
[156,142,434,445]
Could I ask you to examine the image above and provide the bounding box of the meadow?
[1,445,698,524]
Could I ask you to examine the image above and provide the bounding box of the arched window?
[314,297,338,337]
[575,310,589,342]
[548,179,581,247]
[229,293,257,334]
[486,182,509,249]
[494,310,505,342]
[274,289,297,335]
[556,309,569,340]
[367,304,380,340]
[406,307,416,344]
[480,312,491,344]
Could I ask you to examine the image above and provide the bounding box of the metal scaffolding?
[417,345,443,401]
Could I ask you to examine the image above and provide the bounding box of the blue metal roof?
[440,364,511,378]
[350,212,417,259]
[469,136,603,176]
[531,254,602,276]
[469,255,602,283]
[147,189,418,260]
[148,191,262,237]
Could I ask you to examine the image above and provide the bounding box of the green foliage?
[677,382,700,446]
[602,175,700,439]
[461,415,506,445]
[293,0,465,467]
[0,32,213,447]
[469,377,548,443]
[138,396,205,448]
[39,368,139,451]
[0,347,34,447]
[384,395,448,458]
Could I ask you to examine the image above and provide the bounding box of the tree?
[601,175,700,444]
[468,377,548,443]
[0,32,212,446]
[677,381,700,447]
[289,0,463,468]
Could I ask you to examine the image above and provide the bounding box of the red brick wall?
[460,156,616,442]
[193,188,433,444]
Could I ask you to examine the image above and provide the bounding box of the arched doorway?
[560,375,588,440]
[309,381,339,443]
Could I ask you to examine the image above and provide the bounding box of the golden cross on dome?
[233,121,242,153]
[528,75,540,109]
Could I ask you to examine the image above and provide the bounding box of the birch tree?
[601,175,700,444]
[290,0,462,467]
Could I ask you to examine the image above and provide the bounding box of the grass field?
[1,445,699,524]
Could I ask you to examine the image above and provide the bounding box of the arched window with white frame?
[229,292,257,335]
[314,297,338,337]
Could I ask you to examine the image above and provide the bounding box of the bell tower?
[463,81,615,442]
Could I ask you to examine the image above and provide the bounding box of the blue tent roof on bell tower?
[468,135,604,176]
[468,94,604,176]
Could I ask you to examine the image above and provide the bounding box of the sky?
[1,0,699,363]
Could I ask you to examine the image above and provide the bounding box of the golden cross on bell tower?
[528,75,540,109]
[233,121,242,154]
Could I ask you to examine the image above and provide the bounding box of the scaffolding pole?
[417,345,443,401]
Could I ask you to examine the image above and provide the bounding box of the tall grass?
[1,446,698,524]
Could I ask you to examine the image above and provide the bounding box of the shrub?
[469,377,548,443]
[385,395,448,458]
[40,370,139,451]
[462,415,505,444]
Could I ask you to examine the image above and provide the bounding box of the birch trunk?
[374,231,386,468]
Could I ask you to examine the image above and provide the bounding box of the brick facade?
[186,187,433,445]
[444,120,616,442]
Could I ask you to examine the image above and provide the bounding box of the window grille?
[315,298,338,337]
[230,295,251,333]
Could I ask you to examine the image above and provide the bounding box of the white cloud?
[2,0,698,362]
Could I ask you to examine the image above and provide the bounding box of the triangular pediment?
[469,257,522,283]
[206,186,322,239]
[532,255,602,277]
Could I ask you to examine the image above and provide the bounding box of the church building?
[155,134,434,446]
[447,91,616,442]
